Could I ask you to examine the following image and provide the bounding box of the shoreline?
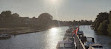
[0,27,46,35]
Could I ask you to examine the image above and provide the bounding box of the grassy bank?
[0,27,44,35]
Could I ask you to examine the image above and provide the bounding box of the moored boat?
[88,44,104,49]
[84,37,95,49]
[56,38,76,49]
[0,33,11,40]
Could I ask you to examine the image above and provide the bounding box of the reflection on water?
[46,27,60,49]
[49,28,58,36]
[0,26,111,49]
[0,26,68,49]
[50,28,58,32]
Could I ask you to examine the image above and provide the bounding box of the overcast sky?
[0,0,111,21]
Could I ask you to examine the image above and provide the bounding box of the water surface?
[79,25,111,49]
[0,25,111,49]
[0,27,68,49]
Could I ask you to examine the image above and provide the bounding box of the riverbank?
[0,27,46,35]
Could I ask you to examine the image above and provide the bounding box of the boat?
[77,31,87,43]
[66,28,73,33]
[56,38,76,49]
[77,31,84,38]
[88,44,104,49]
[0,33,11,40]
[84,37,95,49]
[77,31,84,35]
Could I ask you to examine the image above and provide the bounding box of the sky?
[0,0,111,21]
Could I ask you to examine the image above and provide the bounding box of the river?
[79,25,111,49]
[0,25,111,49]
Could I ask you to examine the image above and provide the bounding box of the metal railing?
[75,35,86,49]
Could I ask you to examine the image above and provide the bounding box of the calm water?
[79,25,111,49]
[0,27,68,49]
[0,25,111,49]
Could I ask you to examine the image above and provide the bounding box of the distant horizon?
[0,0,111,21]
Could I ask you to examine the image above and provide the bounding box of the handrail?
[76,35,86,49]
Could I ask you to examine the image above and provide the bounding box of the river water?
[79,25,111,49]
[0,25,111,49]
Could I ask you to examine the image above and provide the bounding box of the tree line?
[0,11,92,30]
[92,11,111,35]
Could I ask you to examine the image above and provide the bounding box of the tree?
[93,12,109,32]
[0,11,21,27]
[38,13,53,20]
[107,11,111,35]
[98,20,108,34]
[1,11,11,17]
[12,13,19,18]
[38,13,53,29]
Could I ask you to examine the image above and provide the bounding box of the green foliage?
[97,23,103,33]
[94,21,100,30]
[0,10,93,29]
[93,12,109,35]
[38,13,53,20]
[108,24,111,36]
[107,11,111,36]
[0,11,20,27]
[38,13,53,28]
[98,20,108,34]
